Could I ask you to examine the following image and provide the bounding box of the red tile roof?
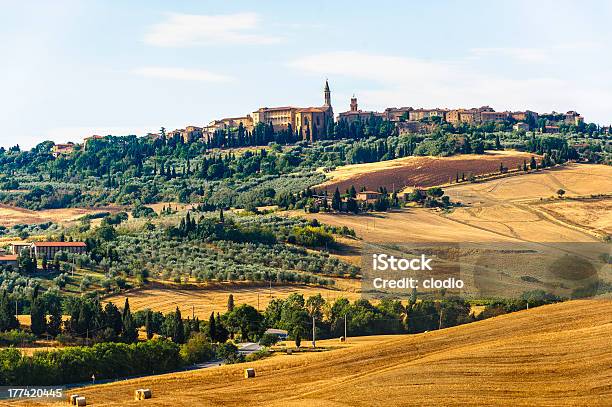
[33,242,87,247]
[0,255,18,261]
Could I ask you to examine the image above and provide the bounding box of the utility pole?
[312,315,316,348]
[192,305,195,319]
[257,293,260,311]
[344,314,347,342]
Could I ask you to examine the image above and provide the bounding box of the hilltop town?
[46,80,606,158]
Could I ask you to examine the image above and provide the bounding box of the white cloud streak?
[144,12,281,47]
[132,67,233,82]
[288,51,612,120]
[469,47,549,63]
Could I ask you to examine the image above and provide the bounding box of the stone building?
[32,242,87,260]
[337,96,383,125]
[252,80,334,141]
[51,143,75,158]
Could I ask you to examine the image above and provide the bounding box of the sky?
[1,0,612,149]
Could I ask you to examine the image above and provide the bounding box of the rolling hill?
[14,299,612,406]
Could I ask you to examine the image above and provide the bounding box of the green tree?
[145,309,154,340]
[180,332,213,364]
[45,292,62,337]
[215,313,229,343]
[29,289,46,336]
[121,299,138,343]
[225,304,264,342]
[227,294,235,312]
[173,307,185,344]
[331,187,341,211]
[208,312,216,342]
[0,291,19,332]
[294,329,301,348]
[103,302,122,339]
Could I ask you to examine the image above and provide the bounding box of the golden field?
[0,204,122,228]
[316,150,536,193]
[297,164,611,247]
[103,280,361,319]
[12,299,612,406]
[443,164,612,242]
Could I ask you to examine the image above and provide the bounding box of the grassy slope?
[15,299,612,406]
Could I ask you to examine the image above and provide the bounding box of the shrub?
[259,333,280,347]
[215,342,243,364]
[180,333,214,364]
[245,348,271,362]
[0,330,35,346]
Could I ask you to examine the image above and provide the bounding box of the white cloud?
[132,67,233,82]
[469,47,549,63]
[144,12,281,47]
[288,51,612,120]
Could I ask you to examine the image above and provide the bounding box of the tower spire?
[324,79,331,106]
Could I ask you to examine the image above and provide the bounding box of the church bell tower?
[324,80,331,107]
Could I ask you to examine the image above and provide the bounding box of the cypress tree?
[332,187,341,211]
[0,291,19,332]
[227,294,235,312]
[173,307,185,344]
[145,309,153,340]
[215,312,228,343]
[29,288,46,336]
[46,293,62,337]
[121,298,138,343]
[209,312,216,342]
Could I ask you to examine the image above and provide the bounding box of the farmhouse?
[513,122,530,131]
[32,242,87,259]
[9,242,32,255]
[264,328,289,340]
[356,191,382,203]
[0,255,18,267]
[51,142,75,158]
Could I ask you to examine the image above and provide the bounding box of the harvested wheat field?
[103,281,361,318]
[317,150,535,193]
[444,164,612,242]
[13,299,612,406]
[536,199,612,235]
[0,204,122,227]
[445,164,612,204]
[295,209,516,243]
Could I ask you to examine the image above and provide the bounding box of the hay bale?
[286,349,293,355]
[339,336,345,342]
[74,396,86,406]
[69,395,81,405]
[135,389,152,400]
[244,368,256,378]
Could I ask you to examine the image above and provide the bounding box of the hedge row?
[0,338,182,385]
